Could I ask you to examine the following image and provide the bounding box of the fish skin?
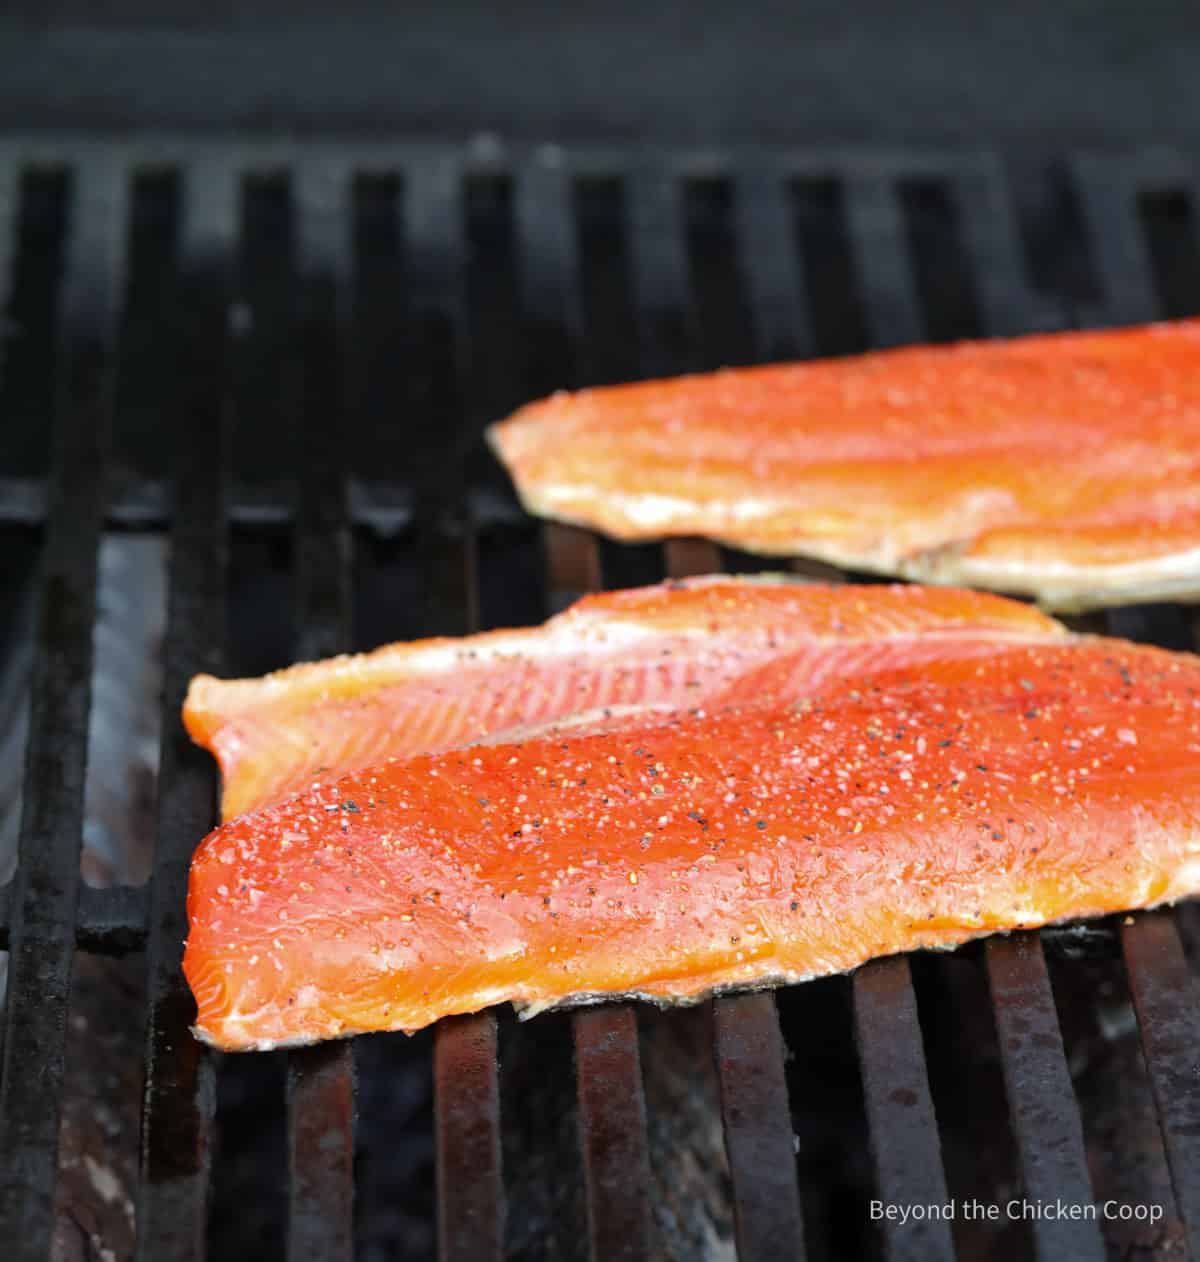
[186,634,1200,1051]
[185,576,1065,821]
[487,320,1200,612]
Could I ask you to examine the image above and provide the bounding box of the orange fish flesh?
[184,585,1200,1050]
[487,320,1200,611]
[185,576,1063,821]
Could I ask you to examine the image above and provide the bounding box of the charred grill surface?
[0,140,1199,1261]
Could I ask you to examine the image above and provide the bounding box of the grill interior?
[1,137,1200,1262]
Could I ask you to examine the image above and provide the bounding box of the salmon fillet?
[487,320,1200,612]
[184,588,1200,1050]
[185,576,1063,821]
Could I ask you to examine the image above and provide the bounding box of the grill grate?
[0,137,1199,1262]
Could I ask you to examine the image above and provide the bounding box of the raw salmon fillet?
[185,576,1063,821]
[487,320,1200,611]
[184,587,1200,1050]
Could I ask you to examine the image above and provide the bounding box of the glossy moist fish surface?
[186,635,1200,1050]
[185,576,1064,820]
[487,320,1200,612]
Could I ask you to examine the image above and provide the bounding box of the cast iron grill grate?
[0,137,1198,1262]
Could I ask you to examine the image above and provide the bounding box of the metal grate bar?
[75,883,146,952]
[0,473,530,531]
[0,882,145,952]
[287,1045,356,1259]
[734,165,814,361]
[574,1006,654,1262]
[515,154,587,382]
[407,156,506,1262]
[0,156,124,1261]
[662,537,722,580]
[628,168,699,377]
[286,161,356,1262]
[1119,910,1200,1258]
[954,159,1104,1262]
[545,522,603,610]
[841,169,952,1259]
[405,152,468,338]
[0,147,17,326]
[954,157,1062,338]
[80,885,147,956]
[984,935,1104,1261]
[3,137,1198,1262]
[292,164,353,665]
[133,156,234,1262]
[854,957,954,1261]
[1071,155,1159,325]
[844,171,924,348]
[713,995,806,1262]
[515,159,597,612]
[435,1014,503,1262]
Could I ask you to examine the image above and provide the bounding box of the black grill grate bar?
[1119,911,1200,1259]
[292,161,353,665]
[405,152,467,331]
[133,155,233,1262]
[0,148,17,334]
[954,157,1064,338]
[713,993,807,1262]
[0,156,124,1261]
[854,958,955,1262]
[75,884,147,951]
[844,172,925,347]
[628,167,700,378]
[0,882,146,952]
[0,474,529,532]
[1070,155,1159,325]
[4,140,1200,1262]
[178,153,242,260]
[734,166,813,363]
[294,158,354,295]
[287,1043,357,1261]
[1074,153,1200,1252]
[516,155,587,358]
[984,936,1105,1261]
[286,160,357,1262]
[411,154,507,1262]
[957,159,1105,1262]
[514,158,591,612]
[841,173,954,1260]
[573,1006,655,1262]
[435,1015,504,1262]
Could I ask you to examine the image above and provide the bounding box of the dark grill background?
[1,137,1200,1262]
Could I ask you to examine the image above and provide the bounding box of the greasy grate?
[0,137,1199,1262]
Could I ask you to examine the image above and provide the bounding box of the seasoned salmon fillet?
[184,583,1200,1050]
[185,576,1063,820]
[487,320,1200,611]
